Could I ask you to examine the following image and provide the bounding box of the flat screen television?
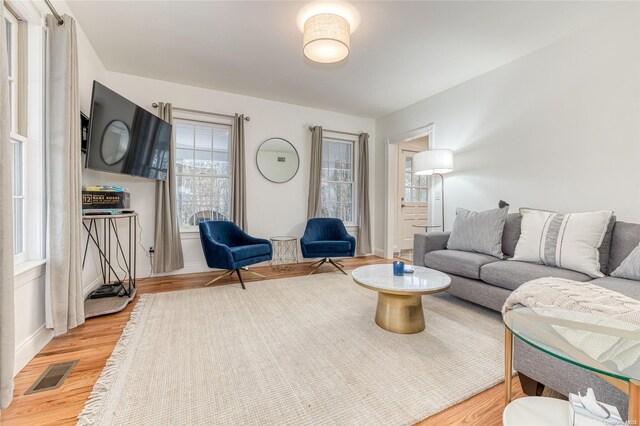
[85,81,171,181]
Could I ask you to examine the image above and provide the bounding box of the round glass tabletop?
[351,264,451,295]
[503,307,640,382]
[270,236,297,242]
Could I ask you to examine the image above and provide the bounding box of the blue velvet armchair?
[199,221,272,289]
[300,218,356,275]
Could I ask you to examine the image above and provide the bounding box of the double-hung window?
[320,138,356,225]
[175,119,232,230]
[4,2,46,270]
[5,7,25,260]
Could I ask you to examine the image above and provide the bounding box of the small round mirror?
[101,120,130,165]
[256,138,299,183]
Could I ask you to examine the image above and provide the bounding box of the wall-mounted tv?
[85,81,171,181]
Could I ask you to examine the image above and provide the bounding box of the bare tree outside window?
[175,119,232,229]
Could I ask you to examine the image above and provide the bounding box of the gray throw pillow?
[447,207,509,258]
[611,243,640,281]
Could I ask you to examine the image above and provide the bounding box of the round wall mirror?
[256,138,300,183]
[101,120,130,165]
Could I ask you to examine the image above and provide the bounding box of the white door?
[399,151,428,250]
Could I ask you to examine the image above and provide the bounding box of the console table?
[82,213,138,318]
[503,307,640,423]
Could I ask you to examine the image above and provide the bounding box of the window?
[5,7,25,258]
[320,138,355,224]
[4,3,45,269]
[175,119,232,230]
[404,156,428,202]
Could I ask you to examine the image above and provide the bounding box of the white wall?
[14,0,107,374]
[82,72,376,282]
[375,6,640,255]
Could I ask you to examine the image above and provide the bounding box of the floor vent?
[24,360,78,395]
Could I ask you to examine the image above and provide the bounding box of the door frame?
[384,124,435,259]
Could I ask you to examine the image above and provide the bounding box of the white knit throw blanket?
[502,277,640,375]
[503,277,640,324]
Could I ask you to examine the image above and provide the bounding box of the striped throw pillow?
[511,208,613,278]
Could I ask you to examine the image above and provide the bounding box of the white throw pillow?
[511,208,613,278]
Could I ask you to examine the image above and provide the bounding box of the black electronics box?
[82,191,130,210]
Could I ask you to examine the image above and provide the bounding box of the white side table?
[503,397,572,426]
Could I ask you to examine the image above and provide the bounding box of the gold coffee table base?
[375,292,425,334]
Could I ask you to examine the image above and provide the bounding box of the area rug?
[78,273,505,425]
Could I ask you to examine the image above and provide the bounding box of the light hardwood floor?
[1,256,524,425]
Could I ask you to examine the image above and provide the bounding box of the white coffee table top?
[352,264,451,296]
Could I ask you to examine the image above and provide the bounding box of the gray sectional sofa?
[413,213,640,418]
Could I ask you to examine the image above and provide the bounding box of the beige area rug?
[78,273,505,425]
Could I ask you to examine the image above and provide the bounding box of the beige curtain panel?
[357,133,372,255]
[0,0,15,409]
[307,126,323,219]
[45,14,85,336]
[153,102,185,273]
[230,114,247,230]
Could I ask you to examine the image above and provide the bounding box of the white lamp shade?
[303,13,350,63]
[413,149,454,175]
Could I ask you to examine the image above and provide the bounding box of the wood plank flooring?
[1,256,524,425]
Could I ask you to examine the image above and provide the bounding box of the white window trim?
[174,113,233,235]
[5,8,18,133]
[5,2,46,271]
[321,136,358,227]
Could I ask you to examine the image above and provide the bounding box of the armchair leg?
[204,270,235,287]
[308,258,327,275]
[235,269,247,290]
[328,258,347,275]
[308,258,326,268]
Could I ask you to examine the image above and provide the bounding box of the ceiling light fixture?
[303,13,350,63]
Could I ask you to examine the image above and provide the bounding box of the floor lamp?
[413,149,454,231]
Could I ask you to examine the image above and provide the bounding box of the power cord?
[136,219,154,281]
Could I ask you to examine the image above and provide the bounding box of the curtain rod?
[152,103,250,121]
[308,126,362,137]
[44,0,64,26]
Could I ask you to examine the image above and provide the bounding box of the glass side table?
[503,307,640,423]
[270,236,298,271]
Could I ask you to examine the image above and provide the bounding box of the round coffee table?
[352,264,451,334]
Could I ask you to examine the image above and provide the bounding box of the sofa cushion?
[502,213,522,258]
[424,250,500,280]
[304,240,351,254]
[480,261,591,292]
[611,243,640,281]
[598,215,616,274]
[608,221,640,274]
[229,244,271,262]
[589,277,640,300]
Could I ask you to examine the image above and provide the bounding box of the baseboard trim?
[14,325,53,376]
[83,276,105,299]
[373,248,388,258]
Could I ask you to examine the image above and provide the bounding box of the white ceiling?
[67,1,630,118]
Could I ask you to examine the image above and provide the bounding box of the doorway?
[394,137,429,260]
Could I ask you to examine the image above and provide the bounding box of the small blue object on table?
[393,261,405,276]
